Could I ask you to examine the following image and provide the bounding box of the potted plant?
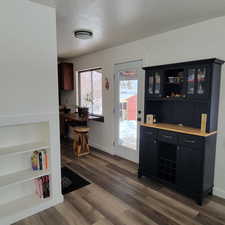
[77,93,93,118]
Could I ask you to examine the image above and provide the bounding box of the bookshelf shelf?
[0,169,50,189]
[0,142,49,158]
[0,194,51,225]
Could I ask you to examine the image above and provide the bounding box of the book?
[31,151,39,171]
[46,176,50,197]
[45,151,48,169]
[43,176,50,198]
[34,179,41,198]
[34,175,50,199]
[31,150,48,171]
[39,152,43,170]
[41,151,46,170]
[38,177,43,199]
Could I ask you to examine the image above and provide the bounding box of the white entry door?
[114,60,144,162]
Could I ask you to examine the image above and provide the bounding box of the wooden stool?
[73,127,90,158]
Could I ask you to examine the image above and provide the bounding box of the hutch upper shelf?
[143,58,224,101]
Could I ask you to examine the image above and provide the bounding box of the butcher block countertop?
[141,123,217,137]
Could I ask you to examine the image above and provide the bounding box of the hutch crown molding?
[139,58,224,204]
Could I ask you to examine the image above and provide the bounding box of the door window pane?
[119,71,138,150]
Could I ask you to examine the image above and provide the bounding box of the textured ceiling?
[56,0,225,58]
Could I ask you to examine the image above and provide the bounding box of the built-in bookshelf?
[0,142,49,158]
[0,116,63,225]
[0,168,50,189]
[0,194,50,221]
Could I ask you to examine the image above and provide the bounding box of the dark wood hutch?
[139,58,224,204]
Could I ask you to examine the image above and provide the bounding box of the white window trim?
[77,68,103,116]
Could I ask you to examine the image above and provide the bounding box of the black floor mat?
[61,167,90,195]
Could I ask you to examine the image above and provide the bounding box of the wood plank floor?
[15,140,225,225]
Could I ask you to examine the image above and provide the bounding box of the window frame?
[78,67,103,116]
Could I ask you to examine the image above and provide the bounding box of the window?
[78,68,103,116]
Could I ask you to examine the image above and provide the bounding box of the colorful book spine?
[43,176,50,198]
[45,151,48,170]
[31,151,39,171]
[34,175,50,199]
[42,151,45,170]
[34,179,40,197]
[39,152,43,170]
[31,150,49,171]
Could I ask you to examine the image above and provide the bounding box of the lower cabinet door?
[140,135,158,177]
[176,146,203,193]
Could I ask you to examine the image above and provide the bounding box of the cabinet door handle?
[184,139,195,144]
[162,135,172,139]
[153,140,157,144]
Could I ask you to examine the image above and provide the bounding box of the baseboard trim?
[54,194,64,205]
[89,142,113,155]
[3,194,64,225]
[213,187,225,199]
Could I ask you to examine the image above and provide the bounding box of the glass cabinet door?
[147,71,162,97]
[148,75,154,94]
[187,68,195,95]
[196,67,207,96]
[186,66,209,99]
[154,72,161,95]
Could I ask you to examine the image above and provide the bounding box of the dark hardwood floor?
[15,140,225,225]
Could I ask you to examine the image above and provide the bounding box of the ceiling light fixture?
[74,30,93,40]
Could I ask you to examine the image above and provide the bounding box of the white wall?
[62,16,225,198]
[0,0,59,116]
[0,0,62,222]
